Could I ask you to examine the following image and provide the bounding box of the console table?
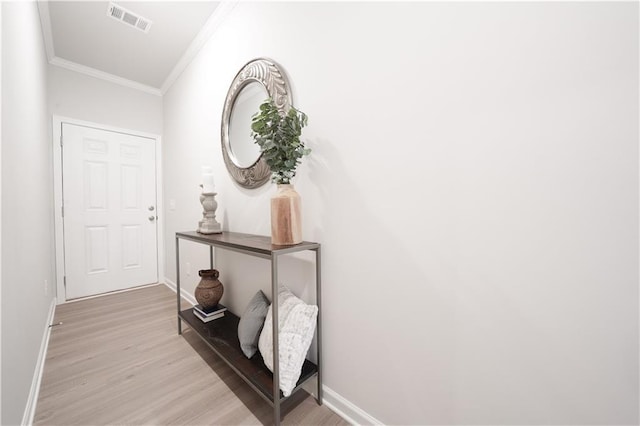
[175,231,322,425]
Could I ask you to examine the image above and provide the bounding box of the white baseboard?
[163,278,197,306]
[163,280,381,425]
[22,297,56,426]
[323,385,384,426]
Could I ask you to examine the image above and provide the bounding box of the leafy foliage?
[251,98,310,185]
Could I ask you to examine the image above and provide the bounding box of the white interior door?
[62,123,158,300]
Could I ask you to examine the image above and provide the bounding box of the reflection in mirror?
[229,82,266,168]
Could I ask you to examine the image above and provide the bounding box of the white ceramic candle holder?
[198,191,222,234]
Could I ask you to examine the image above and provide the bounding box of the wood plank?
[34,285,347,426]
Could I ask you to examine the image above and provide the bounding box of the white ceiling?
[40,1,225,95]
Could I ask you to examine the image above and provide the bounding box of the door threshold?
[63,282,160,304]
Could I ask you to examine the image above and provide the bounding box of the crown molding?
[37,1,55,62]
[50,57,163,96]
[38,0,161,96]
[160,0,239,95]
[38,0,235,97]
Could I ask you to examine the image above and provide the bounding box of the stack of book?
[193,304,228,323]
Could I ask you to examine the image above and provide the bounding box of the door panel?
[85,226,109,274]
[62,123,158,300]
[122,225,142,268]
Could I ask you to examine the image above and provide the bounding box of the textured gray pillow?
[238,290,270,358]
[258,284,318,397]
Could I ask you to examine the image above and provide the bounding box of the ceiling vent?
[107,2,152,34]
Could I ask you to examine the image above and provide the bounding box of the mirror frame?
[221,58,292,189]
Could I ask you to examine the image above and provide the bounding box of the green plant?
[251,98,310,185]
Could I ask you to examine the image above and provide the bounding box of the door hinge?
[60,134,64,147]
[63,276,67,288]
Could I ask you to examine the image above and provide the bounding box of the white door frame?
[52,115,164,303]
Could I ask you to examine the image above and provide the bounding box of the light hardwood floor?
[34,285,348,426]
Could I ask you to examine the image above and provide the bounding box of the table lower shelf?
[179,308,318,404]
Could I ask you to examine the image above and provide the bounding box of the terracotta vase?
[271,184,302,245]
[195,269,224,309]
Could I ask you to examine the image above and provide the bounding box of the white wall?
[0,4,4,423]
[163,2,638,424]
[48,65,163,135]
[1,3,55,425]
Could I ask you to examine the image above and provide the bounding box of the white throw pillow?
[258,284,318,397]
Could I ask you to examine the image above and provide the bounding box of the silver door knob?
[148,206,155,211]
[148,216,156,222]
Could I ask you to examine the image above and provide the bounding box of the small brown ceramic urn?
[195,269,224,309]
